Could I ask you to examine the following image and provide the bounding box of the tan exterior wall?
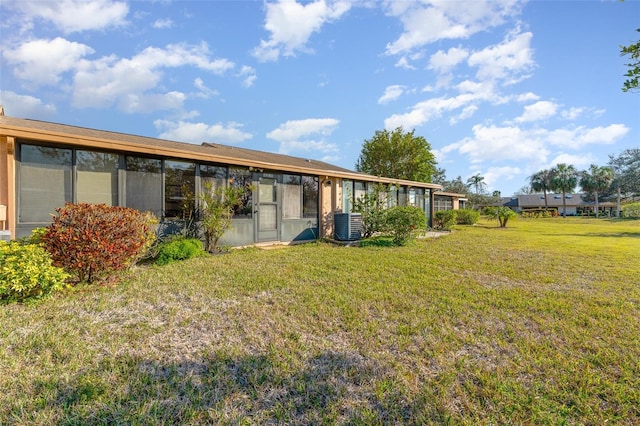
[0,136,16,235]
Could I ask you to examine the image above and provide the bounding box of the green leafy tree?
[609,148,640,199]
[442,176,468,194]
[550,163,579,217]
[621,29,640,92]
[356,127,437,183]
[529,169,553,210]
[198,182,248,252]
[466,174,486,195]
[580,165,614,218]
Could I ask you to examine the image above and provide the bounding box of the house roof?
[516,194,615,208]
[0,115,442,190]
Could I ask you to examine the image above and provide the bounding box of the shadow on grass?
[546,232,640,239]
[30,350,447,425]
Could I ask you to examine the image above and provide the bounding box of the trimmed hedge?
[42,203,157,284]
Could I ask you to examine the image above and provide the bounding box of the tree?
[529,169,553,211]
[432,167,447,185]
[356,127,437,183]
[198,182,247,252]
[580,164,614,218]
[352,183,389,238]
[550,163,578,217]
[485,206,517,228]
[621,29,640,93]
[466,174,486,195]
[442,176,468,194]
[609,148,640,198]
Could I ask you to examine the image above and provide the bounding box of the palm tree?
[529,169,553,211]
[580,164,614,218]
[550,163,578,217]
[466,174,486,195]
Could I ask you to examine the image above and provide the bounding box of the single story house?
[0,113,464,245]
[497,194,617,216]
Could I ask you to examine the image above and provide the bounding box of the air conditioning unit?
[334,213,362,241]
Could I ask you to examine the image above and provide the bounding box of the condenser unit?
[334,213,362,241]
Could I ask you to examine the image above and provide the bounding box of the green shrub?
[622,202,640,219]
[41,203,157,284]
[352,183,389,238]
[433,210,457,231]
[456,208,480,225]
[0,241,69,304]
[384,206,426,246]
[155,237,206,265]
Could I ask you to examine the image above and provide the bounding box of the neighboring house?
[434,191,467,211]
[0,114,458,245]
[496,194,616,216]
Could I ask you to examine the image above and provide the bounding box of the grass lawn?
[1,217,639,425]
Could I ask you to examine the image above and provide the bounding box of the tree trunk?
[543,190,548,211]
[562,191,567,217]
[595,191,599,218]
[617,187,621,218]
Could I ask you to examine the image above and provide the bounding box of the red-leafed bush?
[41,203,157,283]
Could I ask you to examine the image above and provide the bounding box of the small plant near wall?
[198,182,249,252]
[154,237,206,265]
[41,203,157,284]
[0,239,69,304]
[352,183,388,238]
[384,206,426,246]
[456,208,480,225]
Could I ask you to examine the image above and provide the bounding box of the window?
[77,150,118,205]
[19,144,72,223]
[342,180,353,213]
[398,187,407,206]
[229,167,252,219]
[125,156,162,216]
[165,160,195,219]
[283,174,301,219]
[387,186,398,208]
[302,176,318,218]
[200,164,227,192]
[354,181,366,205]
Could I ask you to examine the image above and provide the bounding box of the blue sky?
[1,0,638,196]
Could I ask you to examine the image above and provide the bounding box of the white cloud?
[252,0,351,62]
[194,78,220,99]
[119,91,186,114]
[516,92,540,102]
[153,18,174,29]
[550,153,596,169]
[482,166,522,189]
[448,105,478,125]
[238,66,257,88]
[0,90,56,118]
[395,57,416,70]
[467,30,535,83]
[72,43,235,111]
[384,80,499,129]
[267,118,340,154]
[546,124,629,148]
[428,46,469,74]
[378,85,405,104]
[384,0,522,55]
[3,37,94,86]
[515,100,558,123]
[561,107,585,121]
[154,120,253,144]
[12,0,129,34]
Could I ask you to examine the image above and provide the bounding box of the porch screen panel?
[165,160,195,219]
[19,144,72,223]
[125,157,162,216]
[229,167,252,219]
[200,165,227,191]
[302,176,318,218]
[354,181,366,205]
[398,187,407,206]
[342,180,353,213]
[77,150,118,205]
[283,174,301,219]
